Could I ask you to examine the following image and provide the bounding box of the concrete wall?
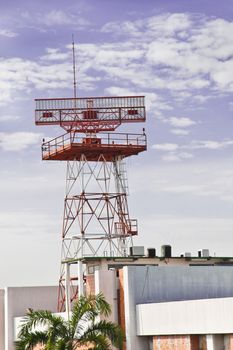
[96,261,118,324]
[123,267,149,350]
[137,297,233,335]
[5,286,58,350]
[123,265,233,350]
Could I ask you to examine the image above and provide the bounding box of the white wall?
[136,297,233,335]
[97,261,118,324]
[0,289,5,350]
[5,286,58,350]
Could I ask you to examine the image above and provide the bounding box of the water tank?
[198,249,210,258]
[202,249,210,257]
[147,248,156,258]
[130,246,145,256]
[161,245,172,258]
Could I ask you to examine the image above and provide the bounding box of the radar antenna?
[72,34,77,100]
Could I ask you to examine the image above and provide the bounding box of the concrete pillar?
[206,335,214,350]
[94,268,100,295]
[199,335,207,350]
[206,335,224,350]
[65,263,71,318]
[78,260,84,297]
[224,334,233,350]
[86,274,95,295]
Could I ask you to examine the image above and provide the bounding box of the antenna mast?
[72,35,77,99]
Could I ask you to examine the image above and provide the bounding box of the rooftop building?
[3,252,233,350]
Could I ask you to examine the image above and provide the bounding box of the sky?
[0,0,233,287]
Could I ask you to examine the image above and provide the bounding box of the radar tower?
[35,43,147,312]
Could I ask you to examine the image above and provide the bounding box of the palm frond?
[53,338,72,350]
[15,331,48,350]
[77,320,124,349]
[70,293,111,334]
[78,333,111,350]
[18,309,68,339]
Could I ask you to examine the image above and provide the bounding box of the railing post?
[59,110,62,127]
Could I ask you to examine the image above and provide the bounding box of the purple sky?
[0,0,233,287]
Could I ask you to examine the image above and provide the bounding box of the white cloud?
[130,160,233,204]
[0,29,17,37]
[37,10,89,27]
[0,114,20,122]
[193,94,210,103]
[102,13,191,37]
[152,139,233,154]
[0,54,100,105]
[178,152,193,159]
[0,13,232,113]
[105,86,171,112]
[189,140,233,150]
[0,209,60,286]
[0,132,43,151]
[40,48,70,62]
[163,184,202,193]
[168,117,196,128]
[40,10,73,26]
[171,129,190,136]
[162,151,193,162]
[147,13,191,36]
[161,153,180,162]
[159,165,233,201]
[151,138,233,163]
[151,143,179,151]
[100,13,233,95]
[135,214,233,257]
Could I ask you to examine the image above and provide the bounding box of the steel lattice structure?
[35,95,146,312]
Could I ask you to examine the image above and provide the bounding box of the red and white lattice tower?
[35,95,146,311]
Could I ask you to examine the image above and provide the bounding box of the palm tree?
[16,292,124,350]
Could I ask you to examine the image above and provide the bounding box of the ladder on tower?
[119,160,129,195]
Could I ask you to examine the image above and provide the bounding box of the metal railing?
[114,219,138,236]
[35,96,146,131]
[42,132,147,158]
[36,96,145,110]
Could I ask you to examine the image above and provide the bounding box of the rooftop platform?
[42,132,147,161]
[62,255,233,266]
